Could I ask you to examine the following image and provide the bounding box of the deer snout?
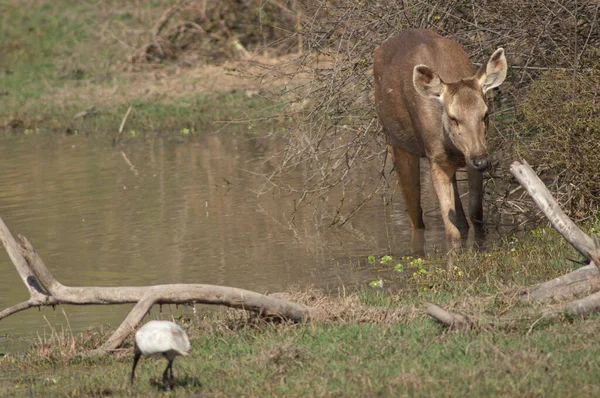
[470,156,489,171]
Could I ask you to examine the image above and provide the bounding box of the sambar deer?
[374,29,507,246]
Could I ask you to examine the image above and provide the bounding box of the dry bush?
[516,65,600,217]
[22,311,112,363]
[122,0,599,219]
[281,287,421,325]
[130,0,302,64]
[250,0,599,221]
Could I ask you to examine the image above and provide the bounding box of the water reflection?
[0,131,504,348]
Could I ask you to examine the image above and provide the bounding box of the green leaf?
[380,255,393,264]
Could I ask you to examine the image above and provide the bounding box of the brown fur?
[374,29,507,245]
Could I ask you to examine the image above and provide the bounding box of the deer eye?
[449,117,459,126]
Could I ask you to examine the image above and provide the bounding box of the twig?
[113,105,133,146]
[72,106,98,121]
[118,105,133,135]
[120,150,139,176]
[152,0,188,38]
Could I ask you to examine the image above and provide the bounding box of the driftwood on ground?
[0,217,314,355]
[523,263,600,303]
[425,304,474,331]
[427,160,600,329]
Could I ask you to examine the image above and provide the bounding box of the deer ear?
[477,48,507,93]
[413,65,444,98]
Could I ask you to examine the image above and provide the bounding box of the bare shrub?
[516,65,600,217]
[120,0,599,220]
[250,0,599,221]
[130,0,302,64]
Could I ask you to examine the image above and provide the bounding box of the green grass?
[0,0,287,135]
[64,91,285,138]
[4,312,600,396]
[362,226,582,302]
[3,225,600,396]
[1,1,99,98]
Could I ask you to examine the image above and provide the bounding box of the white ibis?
[130,320,191,390]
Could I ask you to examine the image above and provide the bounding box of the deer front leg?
[452,174,469,233]
[430,161,463,244]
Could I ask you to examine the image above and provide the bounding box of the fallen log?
[428,160,600,329]
[0,217,315,354]
[521,263,600,303]
[510,161,600,303]
[429,290,600,330]
[542,289,600,321]
[509,160,595,258]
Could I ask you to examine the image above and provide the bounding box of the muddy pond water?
[0,130,507,351]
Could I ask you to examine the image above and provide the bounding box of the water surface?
[0,130,504,350]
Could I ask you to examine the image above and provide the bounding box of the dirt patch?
[33,52,316,122]
[272,287,422,325]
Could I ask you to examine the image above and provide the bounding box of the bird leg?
[169,361,175,390]
[163,359,174,390]
[131,351,142,385]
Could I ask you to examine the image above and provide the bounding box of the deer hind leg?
[392,146,425,230]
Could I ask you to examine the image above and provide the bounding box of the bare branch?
[426,304,475,331]
[0,217,315,355]
[509,160,595,259]
[0,218,49,299]
[92,295,157,355]
[0,301,37,320]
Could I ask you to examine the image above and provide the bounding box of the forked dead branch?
[427,160,600,330]
[0,218,315,355]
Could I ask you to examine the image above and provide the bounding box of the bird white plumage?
[135,320,191,358]
[131,320,191,390]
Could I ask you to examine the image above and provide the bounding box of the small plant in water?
[180,127,191,135]
[412,268,430,277]
[409,258,424,267]
[380,255,393,265]
[506,236,519,245]
[394,263,404,272]
[369,279,383,288]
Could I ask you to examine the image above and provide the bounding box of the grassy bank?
[0,0,285,136]
[2,226,600,397]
